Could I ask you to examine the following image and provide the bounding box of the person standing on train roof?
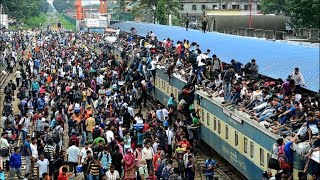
[222,66,236,101]
[185,13,190,31]
[201,15,208,33]
[196,49,208,84]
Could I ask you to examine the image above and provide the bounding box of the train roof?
[111,21,320,92]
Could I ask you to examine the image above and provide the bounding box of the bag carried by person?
[52,126,62,144]
[0,139,9,157]
[162,167,173,180]
[277,145,291,170]
[268,158,281,170]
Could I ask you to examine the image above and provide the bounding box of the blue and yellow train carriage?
[154,68,306,179]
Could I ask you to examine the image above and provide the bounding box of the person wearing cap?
[9,147,23,179]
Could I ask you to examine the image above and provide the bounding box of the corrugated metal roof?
[110,22,320,92]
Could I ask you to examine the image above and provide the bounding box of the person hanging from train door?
[201,15,208,33]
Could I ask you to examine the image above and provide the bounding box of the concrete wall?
[207,15,286,33]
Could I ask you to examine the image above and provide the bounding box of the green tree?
[1,0,48,22]
[131,0,181,24]
[285,0,320,28]
[52,0,75,13]
[260,0,285,14]
[156,0,167,24]
[260,0,320,28]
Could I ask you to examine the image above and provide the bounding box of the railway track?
[0,40,39,179]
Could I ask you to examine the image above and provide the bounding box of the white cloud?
[82,0,100,6]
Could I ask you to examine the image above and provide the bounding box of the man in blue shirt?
[203,156,218,180]
[23,135,32,177]
[278,101,298,125]
[10,147,23,179]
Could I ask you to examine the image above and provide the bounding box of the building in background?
[179,0,261,18]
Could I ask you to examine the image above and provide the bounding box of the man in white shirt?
[15,70,22,87]
[19,113,31,145]
[106,165,120,180]
[165,127,174,155]
[162,108,169,120]
[36,154,49,179]
[142,143,154,170]
[79,143,93,163]
[116,28,121,38]
[67,141,80,175]
[106,127,115,143]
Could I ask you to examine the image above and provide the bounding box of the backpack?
[137,166,146,180]
[74,91,83,101]
[188,52,197,64]
[92,127,101,139]
[169,174,182,180]
[4,87,11,95]
[52,126,62,144]
[162,167,173,180]
[277,145,291,170]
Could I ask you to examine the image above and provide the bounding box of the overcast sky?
[82,0,100,6]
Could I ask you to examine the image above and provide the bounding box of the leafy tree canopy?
[53,0,75,13]
[1,0,49,22]
[260,0,320,28]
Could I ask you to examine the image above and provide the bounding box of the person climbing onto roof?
[288,67,305,89]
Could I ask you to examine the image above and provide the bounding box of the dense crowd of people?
[0,24,318,180]
[0,28,220,180]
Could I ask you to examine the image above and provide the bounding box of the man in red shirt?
[68,132,79,147]
[178,137,190,149]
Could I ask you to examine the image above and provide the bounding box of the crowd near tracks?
[0,40,39,179]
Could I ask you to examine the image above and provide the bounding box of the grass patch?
[57,14,76,31]
[23,13,49,29]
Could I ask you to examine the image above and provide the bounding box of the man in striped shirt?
[43,139,55,176]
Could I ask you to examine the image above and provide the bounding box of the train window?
[171,87,173,95]
[201,109,204,122]
[260,148,265,166]
[235,131,238,146]
[163,82,166,92]
[250,142,254,158]
[213,117,217,131]
[267,153,271,166]
[207,112,210,126]
[218,120,221,134]
[192,5,197,10]
[167,84,170,94]
[225,125,229,139]
[244,137,248,154]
